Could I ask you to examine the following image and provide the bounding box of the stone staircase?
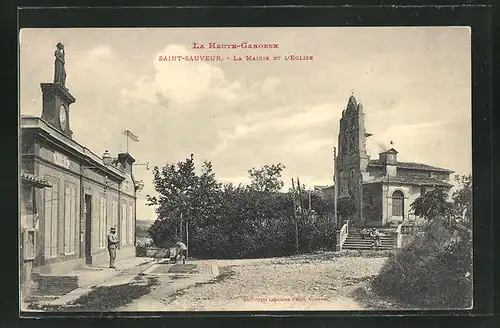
[342,230,396,250]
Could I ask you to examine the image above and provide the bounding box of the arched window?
[392,190,404,217]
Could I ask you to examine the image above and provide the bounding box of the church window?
[392,190,404,217]
[349,135,356,153]
[342,138,348,154]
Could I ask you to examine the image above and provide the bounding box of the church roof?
[364,175,453,188]
[368,159,453,173]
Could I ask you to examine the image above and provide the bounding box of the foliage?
[337,197,356,221]
[248,163,286,192]
[147,156,337,259]
[372,174,473,308]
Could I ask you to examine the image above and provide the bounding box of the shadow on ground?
[30,276,159,312]
[351,279,416,311]
[163,266,235,303]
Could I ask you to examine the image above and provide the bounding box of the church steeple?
[336,92,370,224]
[346,93,358,114]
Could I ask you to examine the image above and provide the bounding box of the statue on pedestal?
[54,43,66,87]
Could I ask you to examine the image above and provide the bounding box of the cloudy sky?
[19,27,471,220]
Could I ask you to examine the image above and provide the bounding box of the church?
[333,94,454,227]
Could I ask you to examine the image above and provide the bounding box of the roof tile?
[368,159,453,173]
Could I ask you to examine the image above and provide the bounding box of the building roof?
[379,148,398,154]
[363,175,453,188]
[368,159,454,173]
[21,172,52,188]
[314,185,334,191]
[21,116,126,180]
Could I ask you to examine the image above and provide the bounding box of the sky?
[19,27,472,221]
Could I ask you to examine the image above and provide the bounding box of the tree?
[146,155,221,247]
[248,163,285,192]
[410,187,455,221]
[452,174,472,222]
[337,197,356,221]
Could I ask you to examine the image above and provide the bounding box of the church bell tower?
[41,42,75,138]
[336,93,371,223]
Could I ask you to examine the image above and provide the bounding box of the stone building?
[334,94,454,227]
[20,44,139,299]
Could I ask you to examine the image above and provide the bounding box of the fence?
[335,220,349,251]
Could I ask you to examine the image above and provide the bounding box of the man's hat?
[110,227,116,232]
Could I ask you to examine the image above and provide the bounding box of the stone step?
[32,273,79,296]
[343,243,394,247]
[348,234,394,238]
[346,236,394,240]
[345,239,394,244]
[343,245,395,250]
[344,239,394,243]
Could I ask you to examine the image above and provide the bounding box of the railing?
[401,224,421,235]
[394,223,403,248]
[335,220,349,251]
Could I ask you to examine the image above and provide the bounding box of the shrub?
[372,206,472,308]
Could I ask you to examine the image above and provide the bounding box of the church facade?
[334,95,454,227]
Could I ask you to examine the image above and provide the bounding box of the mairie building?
[333,94,454,227]
[20,45,139,299]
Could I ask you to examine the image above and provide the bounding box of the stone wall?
[362,183,382,226]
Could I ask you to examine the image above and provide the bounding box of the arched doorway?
[392,190,404,218]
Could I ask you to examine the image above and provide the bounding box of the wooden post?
[186,221,189,260]
[180,212,183,241]
[291,178,299,254]
[308,189,311,212]
[333,147,338,225]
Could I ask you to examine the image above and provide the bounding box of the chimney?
[117,152,136,175]
[379,148,398,177]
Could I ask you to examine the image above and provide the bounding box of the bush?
[372,175,473,309]
[372,220,472,309]
[136,240,154,257]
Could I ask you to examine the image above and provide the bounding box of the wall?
[381,184,410,225]
[381,183,436,225]
[22,131,137,274]
[36,150,82,272]
[20,184,35,298]
[362,183,382,226]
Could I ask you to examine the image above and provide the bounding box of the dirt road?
[119,252,390,311]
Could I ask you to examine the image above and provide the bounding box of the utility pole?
[291,178,299,254]
[334,146,338,225]
[180,212,183,241]
[185,221,189,260]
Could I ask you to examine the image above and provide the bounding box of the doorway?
[84,194,92,265]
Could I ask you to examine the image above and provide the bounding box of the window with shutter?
[392,190,404,217]
[44,176,59,258]
[64,184,71,254]
[128,203,134,244]
[121,202,127,245]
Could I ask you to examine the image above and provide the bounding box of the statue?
[54,43,66,86]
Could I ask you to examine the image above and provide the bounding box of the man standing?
[175,239,187,264]
[107,227,120,268]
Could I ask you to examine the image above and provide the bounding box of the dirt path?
[119,253,389,311]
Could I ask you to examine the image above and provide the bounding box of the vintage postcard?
[19,27,472,312]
